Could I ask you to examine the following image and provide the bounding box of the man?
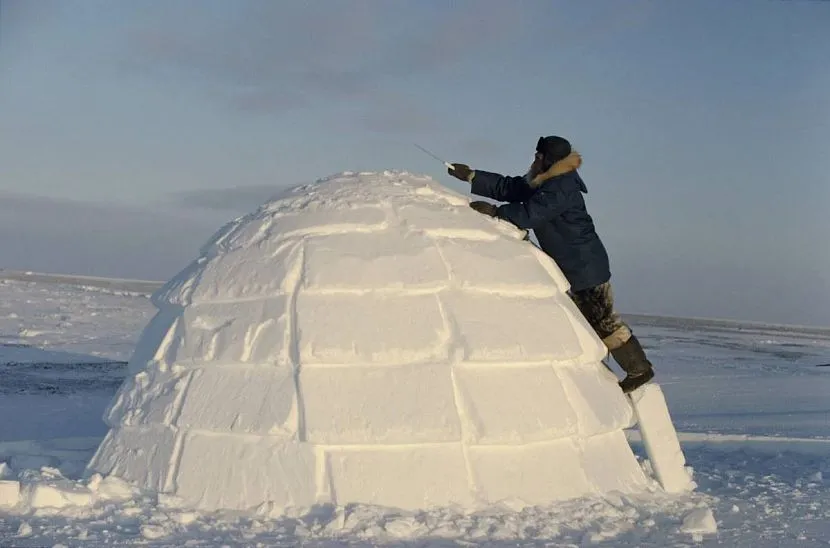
[448,136,654,393]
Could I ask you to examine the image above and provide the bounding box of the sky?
[0,0,828,326]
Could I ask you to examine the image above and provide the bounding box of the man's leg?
[570,282,654,392]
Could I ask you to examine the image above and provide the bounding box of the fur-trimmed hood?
[529,151,583,188]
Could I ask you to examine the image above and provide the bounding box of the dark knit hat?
[536,136,572,167]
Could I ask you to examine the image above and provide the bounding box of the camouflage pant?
[569,282,632,350]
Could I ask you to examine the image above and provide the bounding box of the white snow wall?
[87,171,647,512]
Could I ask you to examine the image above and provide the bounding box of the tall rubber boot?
[610,335,654,393]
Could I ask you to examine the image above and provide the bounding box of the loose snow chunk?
[441,293,582,362]
[170,298,290,366]
[303,364,460,444]
[296,293,449,364]
[86,425,177,492]
[86,474,139,502]
[437,238,558,295]
[681,507,717,534]
[303,232,449,291]
[579,431,647,493]
[0,480,20,507]
[454,365,578,443]
[190,239,302,303]
[174,434,316,511]
[468,439,592,504]
[557,363,633,436]
[176,367,298,436]
[325,445,472,509]
[105,365,191,426]
[0,462,12,480]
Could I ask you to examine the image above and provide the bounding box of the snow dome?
[87,171,648,512]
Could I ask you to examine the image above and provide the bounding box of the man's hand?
[469,201,497,217]
[448,163,474,183]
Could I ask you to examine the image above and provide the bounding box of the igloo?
[87,171,649,512]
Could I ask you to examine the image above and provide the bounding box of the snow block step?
[0,480,20,507]
[25,481,94,509]
[629,383,694,493]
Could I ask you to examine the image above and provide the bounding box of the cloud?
[360,94,446,135]
[164,184,287,214]
[456,138,505,157]
[120,1,527,128]
[0,191,227,280]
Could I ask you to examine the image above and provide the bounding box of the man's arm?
[494,188,570,229]
[470,170,535,203]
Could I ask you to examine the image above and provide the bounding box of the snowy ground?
[0,277,828,546]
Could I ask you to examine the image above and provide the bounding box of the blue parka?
[470,152,611,292]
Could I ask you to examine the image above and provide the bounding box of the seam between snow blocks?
[432,242,478,498]
[162,369,197,493]
[287,240,307,442]
[177,284,562,306]
[163,428,187,494]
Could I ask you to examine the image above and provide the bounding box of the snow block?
[173,433,317,511]
[453,365,578,443]
[303,364,460,444]
[169,298,291,367]
[325,446,472,509]
[441,292,583,362]
[0,462,11,480]
[266,206,389,238]
[152,258,205,306]
[395,203,500,241]
[630,383,694,493]
[176,367,298,436]
[104,365,191,427]
[303,231,449,291]
[579,431,648,494]
[560,303,609,362]
[201,206,388,256]
[204,214,274,254]
[125,309,181,375]
[436,238,557,295]
[86,425,177,492]
[26,481,93,509]
[557,363,633,437]
[190,239,302,303]
[0,480,19,507]
[468,439,592,504]
[527,245,572,294]
[296,293,449,364]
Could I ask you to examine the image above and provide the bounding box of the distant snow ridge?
[87,171,647,512]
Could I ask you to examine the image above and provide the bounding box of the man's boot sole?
[619,368,655,394]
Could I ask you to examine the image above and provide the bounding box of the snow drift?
[86,170,647,512]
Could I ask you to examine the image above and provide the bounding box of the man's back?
[470,154,611,292]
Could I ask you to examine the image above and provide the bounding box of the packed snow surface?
[87,171,647,512]
[1,271,829,544]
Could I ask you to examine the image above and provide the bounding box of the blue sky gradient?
[1,0,828,325]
